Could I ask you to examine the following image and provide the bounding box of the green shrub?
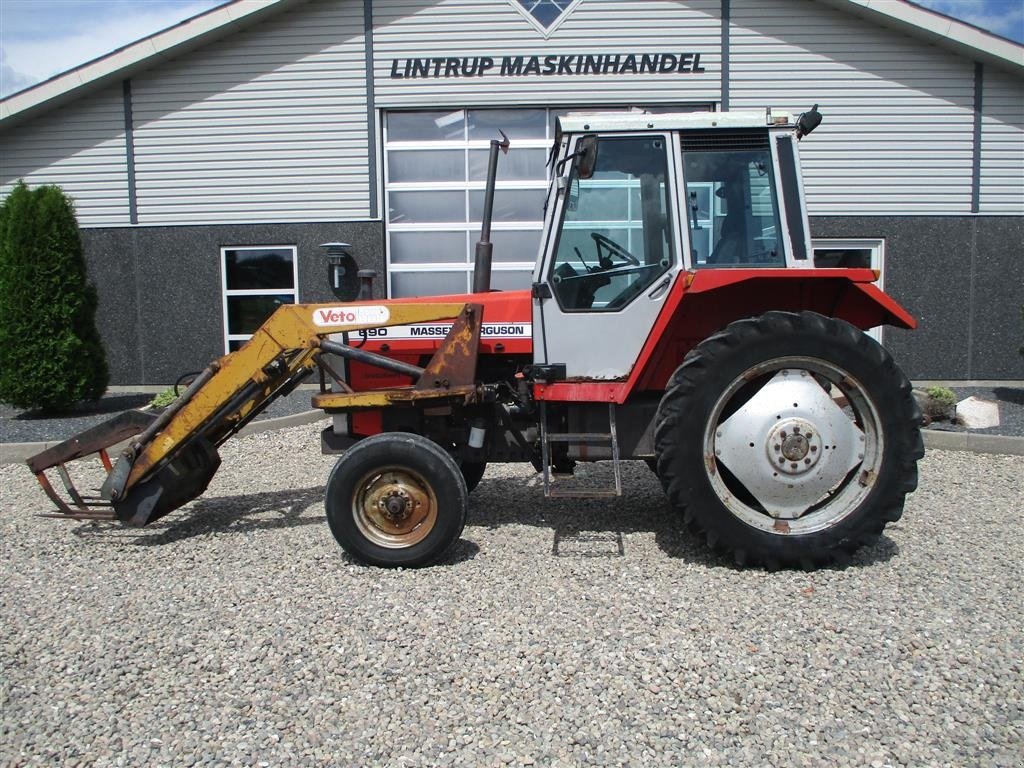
[0,181,108,411]
[923,386,956,422]
[148,388,178,409]
[926,386,956,408]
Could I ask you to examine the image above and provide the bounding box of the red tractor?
[30,106,923,570]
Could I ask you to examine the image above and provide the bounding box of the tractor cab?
[532,109,820,380]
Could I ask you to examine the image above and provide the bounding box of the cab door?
[532,133,684,379]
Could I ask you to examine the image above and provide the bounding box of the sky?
[1,0,1022,99]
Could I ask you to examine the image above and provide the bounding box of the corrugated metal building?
[1,0,1022,384]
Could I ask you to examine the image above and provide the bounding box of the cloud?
[1,48,37,98]
[1,0,225,98]
[915,0,1024,42]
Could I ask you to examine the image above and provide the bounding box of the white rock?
[956,396,1000,429]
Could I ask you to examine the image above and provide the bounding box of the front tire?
[655,311,922,569]
[325,432,468,567]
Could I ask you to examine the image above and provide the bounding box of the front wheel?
[325,432,468,567]
[655,311,923,569]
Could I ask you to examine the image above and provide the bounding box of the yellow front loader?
[28,300,483,527]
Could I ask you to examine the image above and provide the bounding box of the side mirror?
[796,104,822,139]
[576,134,599,179]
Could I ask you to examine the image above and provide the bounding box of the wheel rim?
[352,466,438,549]
[704,356,883,535]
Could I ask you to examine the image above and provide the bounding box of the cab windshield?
[549,135,674,311]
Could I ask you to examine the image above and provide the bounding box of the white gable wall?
[0,84,130,226]
[980,67,1024,213]
[1,0,1021,226]
[129,0,370,224]
[730,0,978,215]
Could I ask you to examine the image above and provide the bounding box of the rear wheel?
[325,432,468,567]
[655,311,922,569]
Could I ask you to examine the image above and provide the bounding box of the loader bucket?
[109,437,220,527]
[26,409,157,520]
[27,408,222,526]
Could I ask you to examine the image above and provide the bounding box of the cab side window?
[683,139,785,268]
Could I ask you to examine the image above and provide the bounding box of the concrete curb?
[0,410,328,465]
[922,430,1024,456]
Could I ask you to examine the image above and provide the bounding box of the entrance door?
[533,133,683,379]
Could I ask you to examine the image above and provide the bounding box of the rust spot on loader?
[414,304,482,390]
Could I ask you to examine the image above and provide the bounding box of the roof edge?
[1,0,306,128]
[816,0,1024,75]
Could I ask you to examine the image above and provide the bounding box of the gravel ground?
[0,389,318,444]
[2,423,1022,767]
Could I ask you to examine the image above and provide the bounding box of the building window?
[384,105,709,298]
[812,238,885,341]
[221,246,298,352]
[812,239,883,273]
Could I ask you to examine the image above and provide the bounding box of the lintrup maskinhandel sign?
[389,52,708,79]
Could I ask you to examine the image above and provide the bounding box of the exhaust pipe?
[472,130,510,294]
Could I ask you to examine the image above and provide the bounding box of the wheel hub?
[767,419,822,475]
[380,490,411,522]
[713,368,867,519]
[357,470,432,541]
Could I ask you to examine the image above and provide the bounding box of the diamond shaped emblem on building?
[509,0,581,35]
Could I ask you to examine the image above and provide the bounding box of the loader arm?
[120,302,467,489]
[30,301,479,526]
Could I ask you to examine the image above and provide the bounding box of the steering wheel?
[591,232,640,269]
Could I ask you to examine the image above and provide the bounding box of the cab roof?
[556,110,795,134]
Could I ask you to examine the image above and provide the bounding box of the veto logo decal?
[313,305,390,327]
[357,323,531,340]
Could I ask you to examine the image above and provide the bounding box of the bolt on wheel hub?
[379,489,412,522]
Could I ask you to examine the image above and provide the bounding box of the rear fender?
[628,269,916,395]
[835,280,916,330]
[683,269,915,331]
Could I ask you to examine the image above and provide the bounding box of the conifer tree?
[0,182,108,411]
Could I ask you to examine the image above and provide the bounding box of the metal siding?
[0,85,130,226]
[979,68,1024,213]
[131,0,370,224]
[372,0,722,107]
[730,0,976,215]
